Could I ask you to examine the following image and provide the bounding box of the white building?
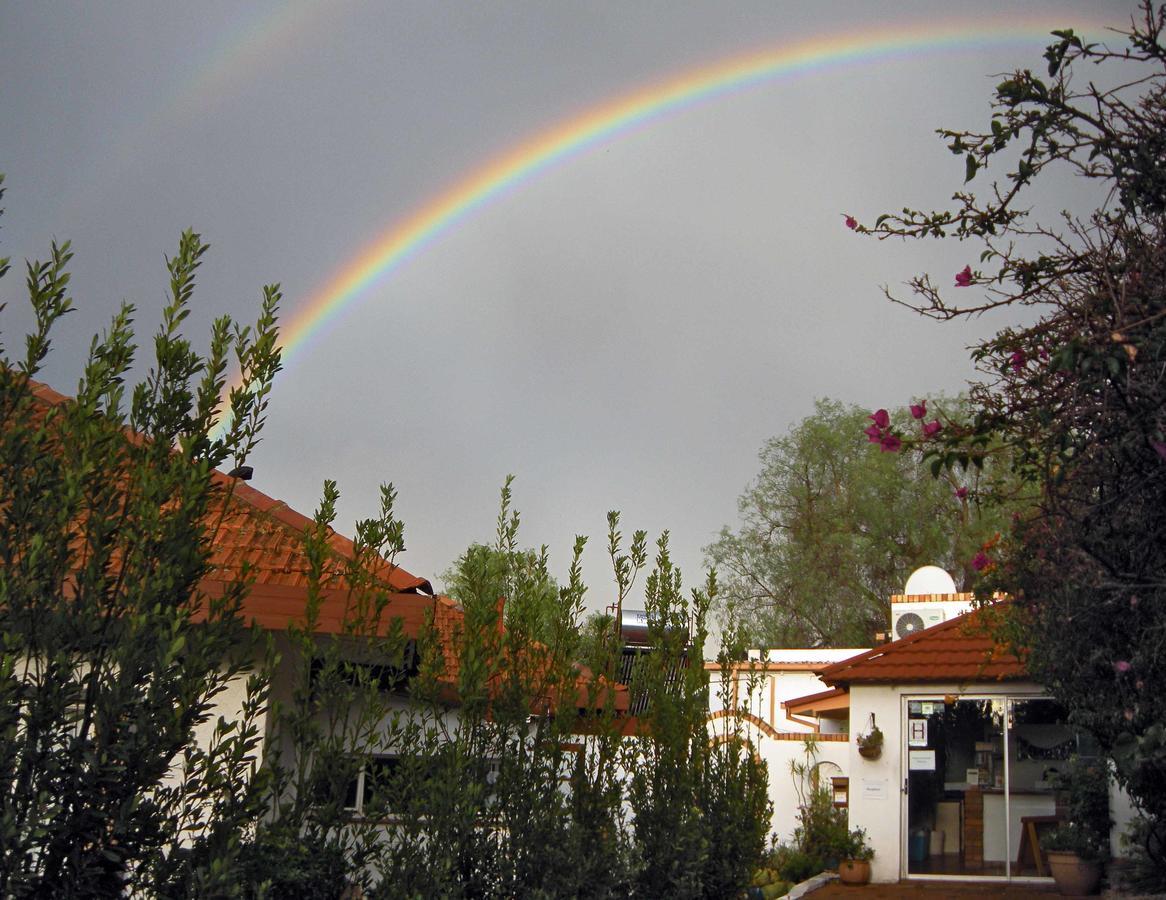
[712,566,1137,886]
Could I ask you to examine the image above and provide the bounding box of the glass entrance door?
[1008,699,1083,877]
[904,695,1089,880]
[905,698,1006,877]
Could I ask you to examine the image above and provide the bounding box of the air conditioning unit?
[892,606,947,640]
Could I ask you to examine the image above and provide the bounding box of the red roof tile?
[784,686,850,716]
[206,476,431,595]
[18,378,622,714]
[818,606,1026,686]
[20,377,439,628]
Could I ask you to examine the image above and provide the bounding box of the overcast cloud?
[0,1,1136,615]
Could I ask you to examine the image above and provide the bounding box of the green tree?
[0,189,283,895]
[622,533,771,899]
[0,180,775,896]
[706,398,1017,648]
[858,2,1166,874]
[441,535,562,649]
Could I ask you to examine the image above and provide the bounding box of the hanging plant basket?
[857,741,882,761]
[857,715,883,760]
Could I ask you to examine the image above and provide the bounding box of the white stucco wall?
[706,713,851,843]
[1109,774,1137,858]
[708,657,860,844]
[770,735,850,843]
[708,670,827,733]
[845,683,910,883]
[709,650,866,734]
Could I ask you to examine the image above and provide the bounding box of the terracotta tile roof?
[20,377,441,633]
[204,476,431,596]
[818,606,1026,686]
[784,686,850,717]
[18,378,623,714]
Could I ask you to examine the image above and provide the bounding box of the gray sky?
[1,1,1135,614]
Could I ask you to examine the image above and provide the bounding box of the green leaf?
[965,154,979,183]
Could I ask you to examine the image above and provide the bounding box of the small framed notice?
[907,718,928,747]
[861,778,888,801]
[908,750,936,771]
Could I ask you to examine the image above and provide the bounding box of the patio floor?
[811,880,1058,898]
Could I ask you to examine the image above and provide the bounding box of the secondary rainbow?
[224,14,1107,409]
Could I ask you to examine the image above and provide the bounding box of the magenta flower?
[971,551,990,572]
[1152,441,1166,462]
[864,423,883,443]
[955,265,973,287]
[1113,660,1132,674]
[921,420,942,438]
[955,487,969,500]
[1009,349,1026,373]
[910,400,927,419]
[880,434,902,453]
[1039,347,1050,361]
[869,409,890,429]
[843,214,858,230]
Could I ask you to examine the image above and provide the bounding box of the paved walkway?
[811,880,1057,898]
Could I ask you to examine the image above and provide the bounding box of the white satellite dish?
[903,565,957,596]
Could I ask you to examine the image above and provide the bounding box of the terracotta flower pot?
[1046,850,1102,896]
[838,859,872,886]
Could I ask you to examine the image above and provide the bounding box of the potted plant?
[1043,757,1113,896]
[837,828,874,885]
[856,718,883,760]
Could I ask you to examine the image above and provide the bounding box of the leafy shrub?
[842,827,875,862]
[0,186,773,897]
[1117,814,1166,894]
[792,786,850,871]
[235,830,351,900]
[1043,757,1113,862]
[772,845,820,884]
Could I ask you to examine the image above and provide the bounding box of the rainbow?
[218,14,1107,426]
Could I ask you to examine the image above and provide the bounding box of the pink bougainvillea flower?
[971,551,991,571]
[1151,441,1166,462]
[922,420,942,438]
[1113,660,1133,674]
[1009,349,1026,373]
[1039,347,1050,361]
[955,486,969,500]
[864,423,883,443]
[869,409,890,429]
[910,400,927,419]
[879,434,902,453]
[843,214,858,230]
[954,265,973,287]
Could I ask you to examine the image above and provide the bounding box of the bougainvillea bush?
[852,3,1166,871]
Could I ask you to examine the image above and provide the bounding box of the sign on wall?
[907,718,928,747]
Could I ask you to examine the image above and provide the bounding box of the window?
[342,751,498,818]
[345,755,402,815]
[311,640,421,697]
